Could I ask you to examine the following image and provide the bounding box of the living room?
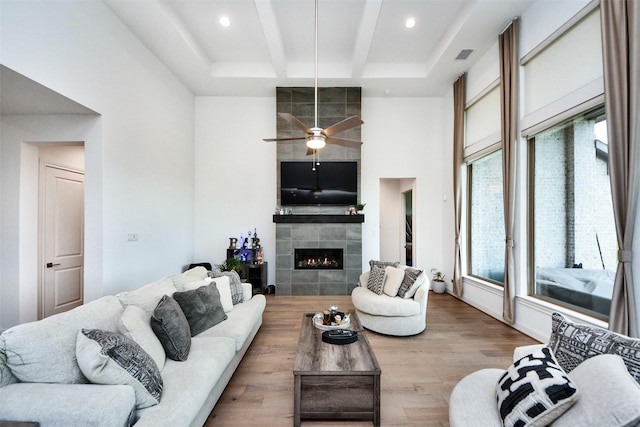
[1,0,639,390]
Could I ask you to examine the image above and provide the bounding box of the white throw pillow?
[116,278,176,314]
[553,354,640,426]
[117,305,165,370]
[212,276,234,312]
[383,266,405,297]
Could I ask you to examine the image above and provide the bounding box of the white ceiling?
[105,0,536,98]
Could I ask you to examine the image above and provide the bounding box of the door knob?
[46,262,61,268]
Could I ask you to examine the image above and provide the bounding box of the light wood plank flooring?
[205,292,539,426]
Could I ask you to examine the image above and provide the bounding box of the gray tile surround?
[274,87,362,295]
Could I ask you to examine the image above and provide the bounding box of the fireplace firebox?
[294,248,344,270]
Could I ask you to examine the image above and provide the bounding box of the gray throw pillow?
[173,282,227,336]
[151,295,191,361]
[222,270,244,304]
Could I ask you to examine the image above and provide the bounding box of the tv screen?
[280,161,358,206]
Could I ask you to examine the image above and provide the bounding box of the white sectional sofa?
[0,267,266,426]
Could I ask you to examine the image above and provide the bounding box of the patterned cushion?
[150,295,191,361]
[548,312,640,382]
[173,282,228,336]
[548,312,621,373]
[368,260,400,270]
[222,270,244,304]
[366,266,386,295]
[496,347,578,427]
[398,268,424,298]
[76,329,163,409]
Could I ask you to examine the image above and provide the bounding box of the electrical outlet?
[127,233,139,242]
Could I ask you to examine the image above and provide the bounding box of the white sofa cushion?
[116,278,176,314]
[135,336,236,425]
[118,305,166,370]
[553,354,640,426]
[198,294,266,351]
[2,295,123,384]
[383,266,405,297]
[351,286,421,317]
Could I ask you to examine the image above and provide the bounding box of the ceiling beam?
[351,0,383,79]
[254,0,287,78]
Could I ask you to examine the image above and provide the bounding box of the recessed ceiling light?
[405,17,416,29]
[220,16,231,27]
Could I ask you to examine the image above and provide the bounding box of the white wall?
[0,1,194,329]
[439,0,636,342]
[193,97,277,284]
[361,97,444,274]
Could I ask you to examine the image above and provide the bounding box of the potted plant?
[356,203,366,214]
[430,268,446,293]
[218,257,243,274]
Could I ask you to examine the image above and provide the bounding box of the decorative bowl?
[312,312,351,331]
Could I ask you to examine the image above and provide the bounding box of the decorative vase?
[431,280,446,293]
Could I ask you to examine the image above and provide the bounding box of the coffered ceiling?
[105,0,535,97]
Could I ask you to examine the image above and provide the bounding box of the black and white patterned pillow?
[368,260,400,270]
[222,270,244,304]
[76,329,163,409]
[397,268,423,298]
[548,312,620,372]
[366,266,386,295]
[549,312,640,383]
[496,347,578,427]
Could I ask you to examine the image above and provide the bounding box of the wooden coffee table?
[293,312,381,426]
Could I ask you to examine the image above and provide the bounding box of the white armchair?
[351,268,429,336]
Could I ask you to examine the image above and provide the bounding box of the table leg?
[294,374,301,427]
[373,374,381,426]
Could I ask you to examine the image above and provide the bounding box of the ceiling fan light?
[306,135,326,149]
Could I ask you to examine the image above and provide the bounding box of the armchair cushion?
[366,266,386,295]
[351,286,421,317]
[382,266,406,297]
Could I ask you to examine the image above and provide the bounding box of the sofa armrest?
[0,383,136,427]
[358,271,370,287]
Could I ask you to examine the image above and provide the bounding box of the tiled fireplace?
[273,87,363,296]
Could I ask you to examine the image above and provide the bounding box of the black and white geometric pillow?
[496,347,578,427]
[397,268,423,298]
[366,266,386,295]
[548,312,620,373]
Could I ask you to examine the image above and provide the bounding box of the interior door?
[42,165,84,318]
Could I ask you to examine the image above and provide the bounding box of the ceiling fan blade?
[278,112,312,134]
[322,115,364,136]
[325,136,363,149]
[263,136,307,142]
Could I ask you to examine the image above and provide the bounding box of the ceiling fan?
[263,0,364,154]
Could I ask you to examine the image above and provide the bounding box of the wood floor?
[205,292,539,427]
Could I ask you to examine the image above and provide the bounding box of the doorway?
[38,145,85,318]
[403,189,413,266]
[379,178,416,266]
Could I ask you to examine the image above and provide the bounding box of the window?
[468,150,505,284]
[529,107,616,319]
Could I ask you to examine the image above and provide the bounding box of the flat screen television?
[280,161,358,206]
